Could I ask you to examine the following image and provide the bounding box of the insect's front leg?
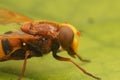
[75,53,91,62]
[52,51,101,80]
[57,48,90,62]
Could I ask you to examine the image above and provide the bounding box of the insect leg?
[18,50,30,80]
[75,54,91,62]
[57,48,90,62]
[52,51,101,80]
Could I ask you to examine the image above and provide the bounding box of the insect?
[0,8,101,80]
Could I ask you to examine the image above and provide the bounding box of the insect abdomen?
[1,39,12,55]
[0,38,26,61]
[0,39,6,60]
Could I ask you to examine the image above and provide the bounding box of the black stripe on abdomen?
[1,39,12,55]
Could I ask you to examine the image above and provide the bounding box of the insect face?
[60,23,80,53]
[58,26,76,57]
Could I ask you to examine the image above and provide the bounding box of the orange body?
[0,33,36,61]
[0,31,56,61]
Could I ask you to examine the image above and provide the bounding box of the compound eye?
[59,26,74,50]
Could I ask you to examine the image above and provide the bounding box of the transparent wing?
[0,8,33,24]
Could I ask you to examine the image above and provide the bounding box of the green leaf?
[0,0,120,80]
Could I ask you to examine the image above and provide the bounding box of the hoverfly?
[0,8,101,80]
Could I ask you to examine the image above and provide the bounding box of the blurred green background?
[0,0,120,80]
